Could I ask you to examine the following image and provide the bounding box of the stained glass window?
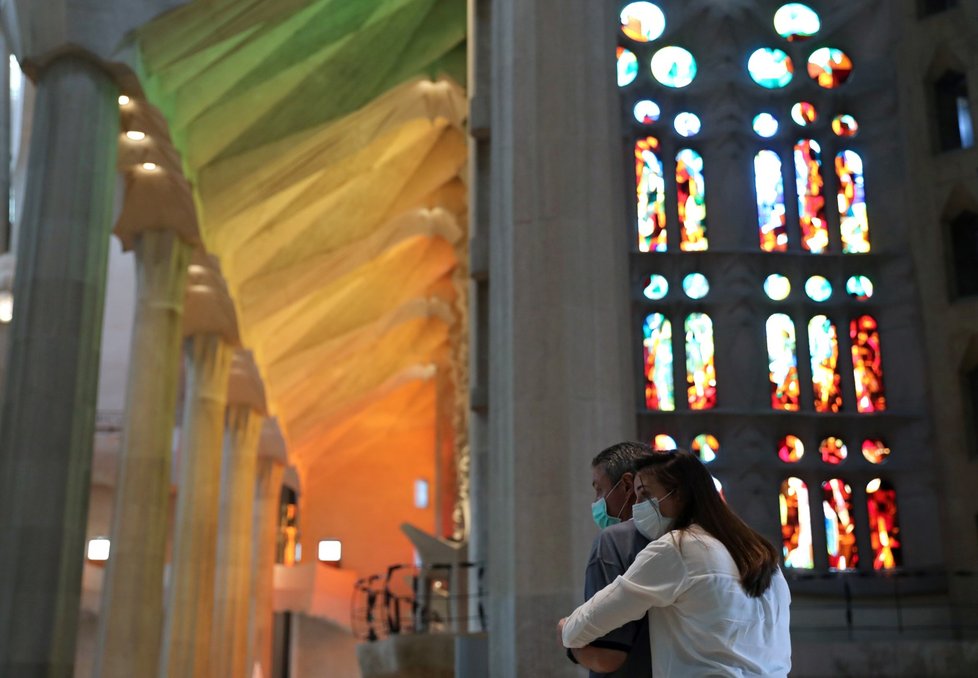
[685,313,717,409]
[866,478,902,569]
[836,150,871,253]
[780,477,814,568]
[851,315,887,413]
[634,99,661,124]
[653,434,678,451]
[676,149,707,250]
[809,316,843,413]
[682,273,709,299]
[753,113,779,138]
[765,274,791,300]
[823,478,859,570]
[846,275,874,300]
[651,46,698,88]
[778,434,805,462]
[692,433,719,463]
[791,101,817,126]
[620,2,666,42]
[832,114,859,137]
[618,46,639,87]
[794,139,829,253]
[805,275,832,302]
[808,47,853,89]
[862,439,891,464]
[748,48,794,89]
[767,314,801,410]
[713,476,727,502]
[819,436,848,464]
[635,136,667,251]
[643,274,669,300]
[644,312,675,410]
[774,3,820,41]
[674,112,702,137]
[755,150,787,252]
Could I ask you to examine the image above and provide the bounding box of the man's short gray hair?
[591,441,654,484]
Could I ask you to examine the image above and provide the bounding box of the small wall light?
[87,537,111,562]
[141,162,159,171]
[0,290,12,323]
[414,479,430,509]
[125,130,147,141]
[318,540,342,563]
[118,95,131,106]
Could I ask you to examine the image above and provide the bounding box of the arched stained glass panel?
[851,315,887,413]
[780,477,814,568]
[644,312,675,410]
[676,149,708,250]
[836,150,871,253]
[767,314,801,410]
[823,478,859,570]
[794,139,829,253]
[635,136,667,251]
[685,313,717,409]
[809,315,843,412]
[755,150,787,252]
[866,478,902,569]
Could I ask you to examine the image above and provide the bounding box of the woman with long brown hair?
[560,450,791,676]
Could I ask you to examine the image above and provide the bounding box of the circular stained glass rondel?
[764,274,791,300]
[651,46,698,88]
[748,48,794,89]
[634,99,661,124]
[693,434,719,463]
[653,434,678,451]
[846,275,874,300]
[862,439,891,464]
[778,435,804,462]
[791,101,817,127]
[820,437,848,464]
[683,273,710,299]
[832,113,859,137]
[774,3,821,41]
[643,274,669,299]
[620,2,666,42]
[808,48,853,89]
[753,113,779,138]
[805,275,832,302]
[617,46,639,87]
[674,112,701,137]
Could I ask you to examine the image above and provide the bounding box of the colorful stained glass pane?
[778,434,805,463]
[823,478,859,570]
[643,274,669,300]
[774,3,821,41]
[862,439,891,464]
[764,274,791,300]
[692,434,719,463]
[755,150,787,252]
[808,47,853,89]
[836,150,871,253]
[635,136,667,251]
[820,436,848,464]
[620,2,666,42]
[651,46,697,88]
[846,275,874,300]
[677,150,708,250]
[851,315,887,413]
[832,114,859,137]
[753,113,779,138]
[866,478,902,569]
[634,99,661,124]
[809,316,843,413]
[685,313,717,409]
[644,312,675,410]
[805,275,832,301]
[653,434,678,451]
[674,112,701,137]
[683,273,709,299]
[780,477,814,568]
[618,46,639,87]
[748,48,794,88]
[791,101,817,126]
[767,314,801,410]
[794,139,829,253]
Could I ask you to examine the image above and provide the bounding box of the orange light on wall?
[87,537,110,562]
[318,540,342,564]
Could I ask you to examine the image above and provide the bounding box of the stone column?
[0,55,118,677]
[484,1,634,676]
[211,350,266,678]
[246,419,287,678]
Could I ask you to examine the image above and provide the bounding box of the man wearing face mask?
[566,442,654,676]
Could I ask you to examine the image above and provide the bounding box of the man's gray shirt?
[579,519,652,677]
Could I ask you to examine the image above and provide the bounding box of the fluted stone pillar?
[93,229,192,678]
[211,366,264,678]
[0,55,118,677]
[246,419,287,678]
[159,333,233,678]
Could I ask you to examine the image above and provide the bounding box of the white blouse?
[562,525,791,677]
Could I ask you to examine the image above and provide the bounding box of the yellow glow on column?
[87,537,111,561]
[317,540,342,562]
[0,291,12,323]
[126,130,147,141]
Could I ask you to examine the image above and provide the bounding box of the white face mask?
[632,490,674,541]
